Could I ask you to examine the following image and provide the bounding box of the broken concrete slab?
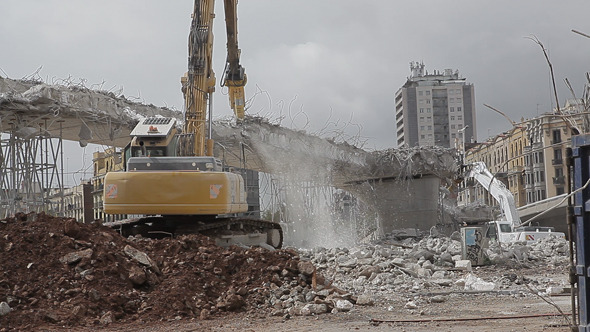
[59,248,93,265]
[0,77,180,147]
[455,260,472,272]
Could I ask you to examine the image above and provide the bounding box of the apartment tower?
[395,62,476,148]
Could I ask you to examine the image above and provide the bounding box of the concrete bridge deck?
[0,77,460,234]
[518,193,569,235]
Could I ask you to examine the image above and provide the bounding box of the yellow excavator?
[102,0,282,249]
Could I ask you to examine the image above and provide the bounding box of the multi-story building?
[460,103,583,209]
[523,113,574,201]
[48,182,93,223]
[92,147,125,222]
[395,61,477,148]
[461,126,527,208]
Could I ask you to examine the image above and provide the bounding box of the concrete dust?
[225,116,460,247]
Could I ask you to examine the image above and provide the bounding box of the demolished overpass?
[0,77,460,234]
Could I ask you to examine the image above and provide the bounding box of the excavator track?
[104,216,283,249]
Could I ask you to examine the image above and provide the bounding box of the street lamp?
[458,125,469,164]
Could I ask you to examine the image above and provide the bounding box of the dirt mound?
[0,213,316,330]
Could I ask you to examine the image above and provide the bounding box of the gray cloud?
[1,0,589,153]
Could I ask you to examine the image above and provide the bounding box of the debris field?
[0,212,571,330]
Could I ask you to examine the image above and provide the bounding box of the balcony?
[552,158,563,165]
[92,184,104,194]
[552,176,565,185]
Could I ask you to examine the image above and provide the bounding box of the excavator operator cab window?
[486,224,497,241]
[131,147,166,157]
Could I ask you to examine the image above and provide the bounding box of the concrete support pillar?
[343,176,441,234]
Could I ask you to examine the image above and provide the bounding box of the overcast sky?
[2,1,590,163]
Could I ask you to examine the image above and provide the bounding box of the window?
[427,108,431,113]
[555,167,563,177]
[420,116,424,121]
[554,149,562,162]
[419,91,423,96]
[457,107,462,112]
[450,107,455,112]
[428,125,432,130]
[420,108,424,113]
[450,98,455,102]
[553,130,562,143]
[451,133,456,138]
[457,97,462,102]
[499,224,512,232]
[458,115,463,120]
[450,116,455,121]
[425,91,431,95]
[425,99,430,104]
[420,126,425,130]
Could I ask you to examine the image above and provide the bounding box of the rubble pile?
[487,236,570,266]
[0,213,341,329]
[298,232,570,310]
[0,212,572,329]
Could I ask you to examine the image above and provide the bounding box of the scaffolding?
[0,120,64,218]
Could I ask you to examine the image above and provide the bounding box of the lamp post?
[458,125,469,164]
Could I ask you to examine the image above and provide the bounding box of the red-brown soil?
[0,212,315,330]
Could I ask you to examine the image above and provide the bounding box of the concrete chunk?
[124,245,160,274]
[0,302,11,316]
[59,248,93,265]
[455,260,472,271]
[335,299,353,312]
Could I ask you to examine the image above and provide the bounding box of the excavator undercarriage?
[104,216,283,249]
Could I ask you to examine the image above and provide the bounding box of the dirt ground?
[39,295,572,332]
[0,213,575,331]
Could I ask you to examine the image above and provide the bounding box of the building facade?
[48,182,93,223]
[92,147,125,223]
[460,126,527,208]
[395,62,477,148]
[460,106,582,209]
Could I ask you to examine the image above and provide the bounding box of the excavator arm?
[181,0,216,157]
[466,161,521,227]
[222,0,247,120]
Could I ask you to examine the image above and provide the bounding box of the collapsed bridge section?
[0,77,460,238]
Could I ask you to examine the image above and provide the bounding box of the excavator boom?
[222,0,246,120]
[181,0,216,156]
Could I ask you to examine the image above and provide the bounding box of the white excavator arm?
[467,161,521,228]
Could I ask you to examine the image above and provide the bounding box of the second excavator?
[102,0,282,249]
